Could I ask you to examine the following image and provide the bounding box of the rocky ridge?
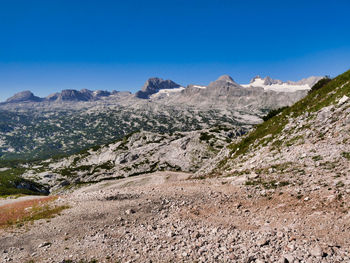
[20,126,243,192]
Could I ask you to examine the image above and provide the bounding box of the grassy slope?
[223,69,350,163]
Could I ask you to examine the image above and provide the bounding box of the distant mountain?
[2,75,323,104]
[6,90,43,103]
[242,75,323,92]
[46,89,118,102]
[207,75,242,89]
[46,89,92,102]
[135,77,181,99]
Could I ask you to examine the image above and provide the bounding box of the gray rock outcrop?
[6,90,42,103]
[135,77,181,99]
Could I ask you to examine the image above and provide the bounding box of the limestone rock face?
[135,77,181,99]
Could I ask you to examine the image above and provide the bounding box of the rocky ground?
[1,171,349,263]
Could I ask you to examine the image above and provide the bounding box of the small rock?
[257,238,269,247]
[310,245,324,257]
[338,95,349,105]
[125,209,136,215]
[248,173,259,179]
[167,231,175,237]
[38,242,51,248]
[283,254,295,262]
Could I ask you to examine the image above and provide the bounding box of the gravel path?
[1,171,349,263]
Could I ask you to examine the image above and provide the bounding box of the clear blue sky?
[1,0,350,101]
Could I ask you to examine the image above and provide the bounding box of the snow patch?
[192,85,207,89]
[241,77,311,92]
[151,87,185,98]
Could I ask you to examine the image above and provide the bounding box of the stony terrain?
[1,171,349,263]
[21,127,245,192]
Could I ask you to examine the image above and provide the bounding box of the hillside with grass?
[198,69,350,199]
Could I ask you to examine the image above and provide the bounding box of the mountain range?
[3,75,321,104]
[0,74,322,161]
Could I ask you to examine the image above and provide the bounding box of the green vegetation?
[0,196,69,228]
[0,104,248,161]
[16,204,69,226]
[245,179,289,189]
[312,155,323,161]
[262,106,289,122]
[57,161,115,177]
[309,76,332,93]
[341,152,350,160]
[199,132,215,142]
[0,167,47,196]
[285,135,304,147]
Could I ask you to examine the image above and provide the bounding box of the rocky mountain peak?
[6,90,42,103]
[208,75,241,89]
[216,75,235,83]
[250,75,262,83]
[58,89,91,101]
[288,76,324,87]
[263,76,283,85]
[135,77,181,99]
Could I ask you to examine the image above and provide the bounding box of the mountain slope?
[199,69,350,196]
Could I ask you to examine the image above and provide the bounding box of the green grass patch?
[245,179,290,189]
[341,152,350,160]
[0,167,47,196]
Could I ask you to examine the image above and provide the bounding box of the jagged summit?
[135,77,181,99]
[249,75,262,83]
[247,76,282,85]
[263,76,283,85]
[6,90,42,103]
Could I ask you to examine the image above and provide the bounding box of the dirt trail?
[0,195,48,208]
[1,171,349,263]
